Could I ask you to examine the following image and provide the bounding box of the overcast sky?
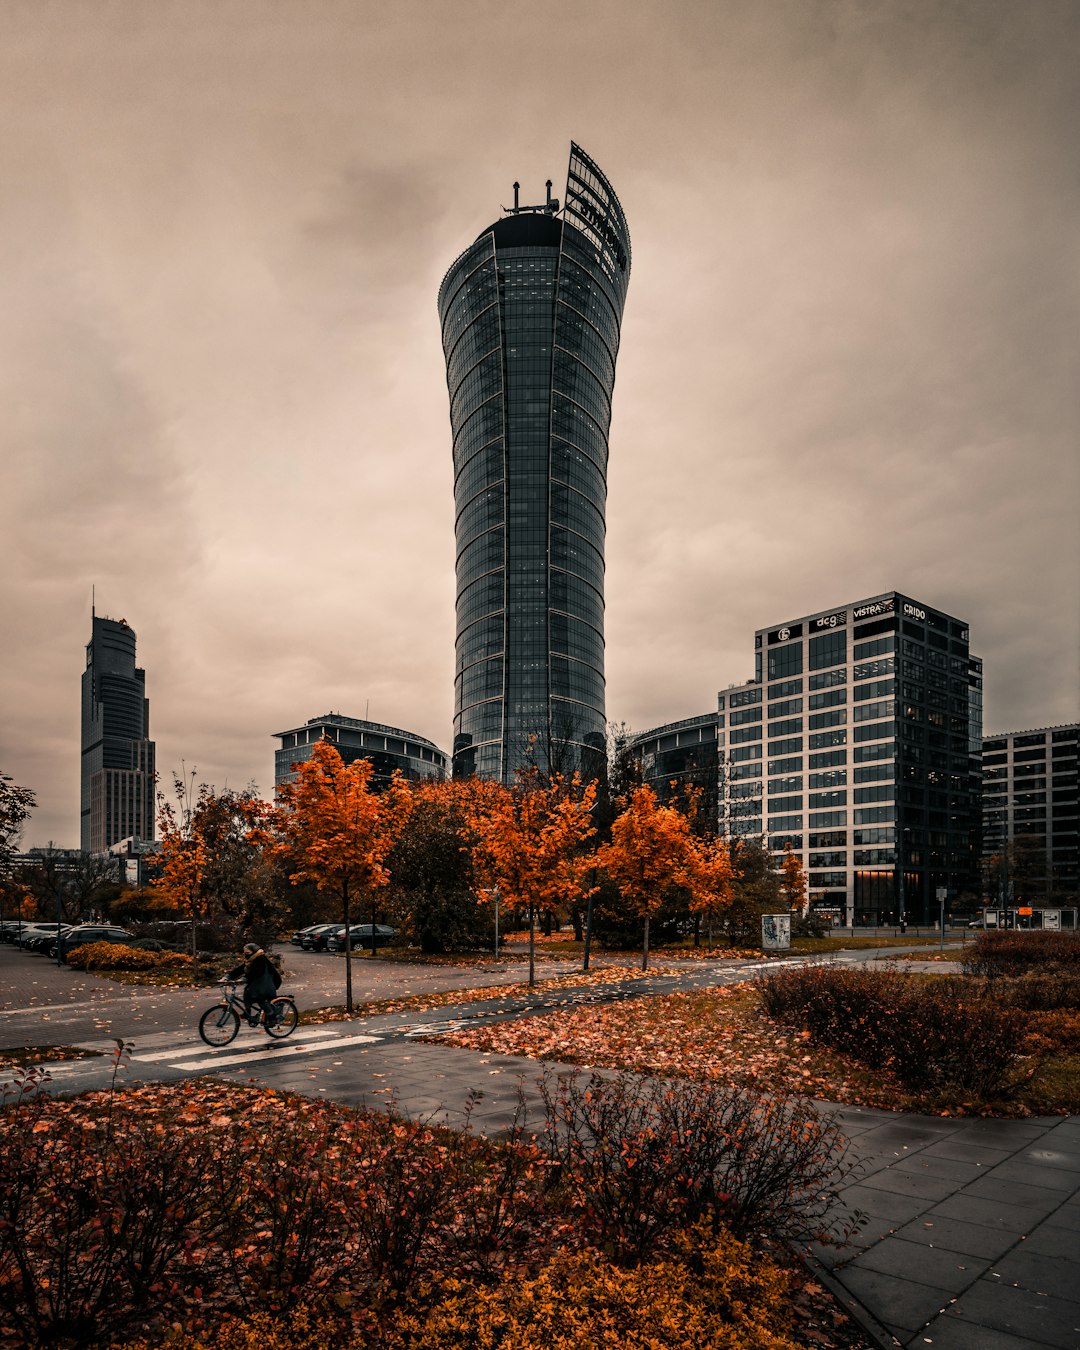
[2,0,1077,847]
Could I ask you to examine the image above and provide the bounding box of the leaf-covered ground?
[431,983,1077,1116]
[0,1044,102,1070]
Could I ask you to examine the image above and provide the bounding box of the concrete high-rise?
[80,614,155,852]
[438,144,631,782]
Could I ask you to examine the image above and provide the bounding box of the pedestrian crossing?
[41,1025,383,1081]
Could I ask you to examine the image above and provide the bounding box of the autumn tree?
[153,773,211,960]
[722,837,784,945]
[685,831,736,947]
[468,771,597,987]
[597,785,697,971]
[0,771,37,922]
[387,779,493,954]
[19,848,119,925]
[259,740,412,1013]
[779,842,808,915]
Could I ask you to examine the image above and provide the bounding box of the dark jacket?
[226,949,279,999]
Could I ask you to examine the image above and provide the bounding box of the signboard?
[936,887,948,903]
[767,624,803,645]
[812,610,846,631]
[1044,910,1061,931]
[1018,906,1033,916]
[903,602,927,621]
[761,914,791,951]
[853,598,895,620]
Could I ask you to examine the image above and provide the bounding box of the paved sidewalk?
[6,943,1072,1349]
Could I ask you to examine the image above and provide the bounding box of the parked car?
[290,923,339,948]
[325,924,399,953]
[50,925,133,960]
[17,923,73,952]
[0,920,30,943]
[298,925,341,952]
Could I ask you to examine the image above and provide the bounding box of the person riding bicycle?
[225,942,282,1027]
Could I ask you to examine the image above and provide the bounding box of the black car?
[325,924,398,952]
[51,925,133,960]
[290,923,340,948]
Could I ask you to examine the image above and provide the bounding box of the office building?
[438,143,631,782]
[80,615,156,852]
[273,713,448,790]
[716,592,983,925]
[630,713,720,818]
[982,724,1078,904]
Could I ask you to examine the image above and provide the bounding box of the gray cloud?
[0,0,1076,843]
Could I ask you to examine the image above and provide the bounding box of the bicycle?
[198,980,299,1046]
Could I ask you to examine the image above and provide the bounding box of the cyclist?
[225,942,282,1027]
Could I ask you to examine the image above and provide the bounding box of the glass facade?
[438,144,631,782]
[81,615,156,852]
[718,594,983,924]
[274,715,448,790]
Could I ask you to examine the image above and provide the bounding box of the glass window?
[809,729,847,749]
[768,717,803,737]
[730,707,762,725]
[768,737,802,756]
[809,810,847,828]
[809,631,846,671]
[767,757,803,774]
[809,749,846,769]
[767,643,803,681]
[768,679,803,699]
[809,688,846,710]
[730,687,762,708]
[809,709,846,730]
[809,790,846,808]
[809,770,847,788]
[768,698,803,718]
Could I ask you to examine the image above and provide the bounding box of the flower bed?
[0,1074,865,1349]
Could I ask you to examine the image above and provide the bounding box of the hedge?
[66,942,194,972]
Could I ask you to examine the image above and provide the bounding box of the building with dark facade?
[273,713,448,790]
[438,144,631,782]
[80,615,156,852]
[982,723,1078,904]
[716,592,983,925]
[630,713,720,819]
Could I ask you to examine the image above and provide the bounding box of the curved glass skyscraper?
[438,143,631,782]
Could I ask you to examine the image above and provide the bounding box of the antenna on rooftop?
[513,181,520,212]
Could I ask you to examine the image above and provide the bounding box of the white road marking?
[178,1032,382,1072]
[132,1026,348,1062]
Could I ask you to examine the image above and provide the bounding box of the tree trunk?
[642,913,650,971]
[693,914,701,948]
[528,903,536,988]
[343,880,353,1015]
[582,892,594,973]
[371,892,378,958]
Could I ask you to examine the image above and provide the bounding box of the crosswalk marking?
[177,1032,382,1072]
[132,1026,342,1063]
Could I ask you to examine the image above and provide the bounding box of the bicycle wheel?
[266,998,298,1039]
[199,1004,241,1046]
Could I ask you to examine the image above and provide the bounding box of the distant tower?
[80,614,156,851]
[438,143,631,781]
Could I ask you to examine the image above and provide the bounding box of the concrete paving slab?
[920,1138,1016,1167]
[891,1216,1029,1262]
[946,1278,1080,1349]
[903,1318,1063,1349]
[1020,1146,1080,1175]
[988,1249,1080,1305]
[857,1167,961,1203]
[1040,1202,1080,1234]
[849,1236,991,1293]
[838,1266,955,1334]
[838,1183,936,1226]
[929,1194,1057,1234]
[959,1175,1076,1209]
[986,1161,1080,1194]
[891,1153,988,1184]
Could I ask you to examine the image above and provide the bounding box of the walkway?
[5,946,1076,1349]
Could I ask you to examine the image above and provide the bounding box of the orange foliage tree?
[153,774,210,960]
[257,740,412,1013]
[597,786,697,971]
[468,772,597,987]
[686,832,737,947]
[779,843,807,915]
